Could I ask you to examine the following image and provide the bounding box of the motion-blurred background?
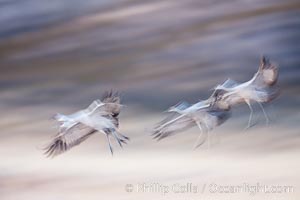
[0,0,300,199]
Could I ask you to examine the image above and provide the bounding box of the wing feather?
[44,123,96,157]
[222,78,240,88]
[101,90,121,117]
[152,114,195,140]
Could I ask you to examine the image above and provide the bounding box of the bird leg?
[111,131,123,148]
[194,121,211,149]
[195,120,203,132]
[257,102,270,126]
[115,131,130,143]
[193,121,205,149]
[244,99,254,130]
[204,123,211,148]
[105,134,114,155]
[158,114,186,129]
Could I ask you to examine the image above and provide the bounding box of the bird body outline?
[213,56,279,129]
[44,91,129,157]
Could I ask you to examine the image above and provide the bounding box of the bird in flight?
[213,56,279,129]
[44,91,129,157]
[152,96,231,148]
[152,56,279,147]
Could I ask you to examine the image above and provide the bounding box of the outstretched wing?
[214,78,240,91]
[222,78,240,88]
[85,99,106,114]
[44,123,96,157]
[252,56,279,87]
[211,79,240,102]
[82,91,122,117]
[172,101,190,111]
[82,90,122,127]
[152,114,195,140]
[100,90,122,128]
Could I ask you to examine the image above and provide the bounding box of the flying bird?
[44,91,129,157]
[152,97,231,148]
[213,56,279,129]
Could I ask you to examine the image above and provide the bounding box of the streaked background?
[0,0,300,199]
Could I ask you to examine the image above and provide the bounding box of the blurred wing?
[152,114,195,140]
[85,99,107,115]
[101,90,121,117]
[44,123,96,157]
[68,100,107,120]
[83,91,122,117]
[212,79,245,106]
[86,91,122,127]
[53,113,78,133]
[213,78,240,91]
[102,90,121,104]
[173,101,191,111]
[193,100,211,110]
[222,78,240,88]
[211,79,240,102]
[252,56,279,87]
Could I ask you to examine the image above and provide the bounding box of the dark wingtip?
[42,138,67,158]
[102,89,119,99]
[123,135,130,141]
[260,55,270,67]
[261,54,266,62]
